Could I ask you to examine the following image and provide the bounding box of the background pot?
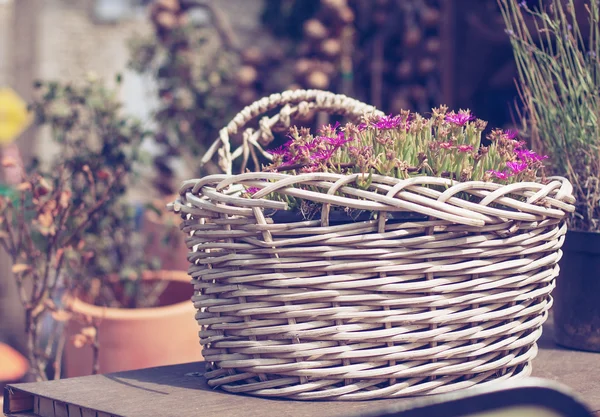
[554,230,600,352]
[64,270,202,377]
[0,342,28,387]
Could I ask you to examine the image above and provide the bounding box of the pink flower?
[504,129,518,140]
[439,141,454,149]
[357,123,368,131]
[445,110,475,126]
[513,140,526,149]
[246,187,260,194]
[506,161,528,174]
[516,149,548,162]
[269,146,288,156]
[311,149,333,162]
[324,131,351,148]
[305,138,323,150]
[372,115,404,129]
[457,144,474,153]
[487,170,511,180]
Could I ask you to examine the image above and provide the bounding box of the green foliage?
[499,0,600,231]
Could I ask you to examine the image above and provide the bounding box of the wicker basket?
[172,90,576,400]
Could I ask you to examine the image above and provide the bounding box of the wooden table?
[4,320,600,417]
[531,318,600,414]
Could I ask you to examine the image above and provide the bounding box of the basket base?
[205,350,536,401]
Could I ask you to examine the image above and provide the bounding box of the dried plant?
[29,77,165,308]
[0,75,175,380]
[0,164,121,381]
[499,0,599,231]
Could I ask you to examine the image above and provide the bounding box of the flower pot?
[0,342,28,383]
[141,197,189,271]
[63,270,202,377]
[553,230,600,352]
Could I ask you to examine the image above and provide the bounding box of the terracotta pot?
[0,342,28,383]
[63,270,202,377]
[141,196,189,271]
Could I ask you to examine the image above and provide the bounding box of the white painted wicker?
[172,90,576,400]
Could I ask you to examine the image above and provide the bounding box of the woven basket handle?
[199,89,383,175]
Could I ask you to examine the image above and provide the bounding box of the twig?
[3,199,18,256]
[53,329,66,380]
[63,170,126,247]
[91,320,101,375]
[145,280,169,308]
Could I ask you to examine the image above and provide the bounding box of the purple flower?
[246,187,260,195]
[516,149,548,162]
[504,129,518,140]
[269,146,288,156]
[445,110,475,126]
[329,121,341,131]
[457,144,474,153]
[372,115,404,129]
[506,161,528,174]
[305,138,323,150]
[324,131,351,148]
[357,123,368,131]
[311,149,333,162]
[487,170,511,180]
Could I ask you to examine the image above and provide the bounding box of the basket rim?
[171,173,575,228]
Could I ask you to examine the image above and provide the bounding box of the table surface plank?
[5,362,417,417]
[4,320,600,417]
[532,318,600,412]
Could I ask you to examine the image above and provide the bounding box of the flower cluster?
[262,107,547,184]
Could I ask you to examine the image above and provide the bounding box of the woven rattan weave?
[172,90,575,400]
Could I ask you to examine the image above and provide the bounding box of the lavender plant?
[499,0,599,232]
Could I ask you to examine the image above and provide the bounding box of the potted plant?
[171,90,574,400]
[0,162,118,381]
[61,200,201,378]
[499,0,599,351]
[0,76,202,381]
